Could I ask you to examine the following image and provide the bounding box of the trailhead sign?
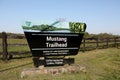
[22,21,86,67]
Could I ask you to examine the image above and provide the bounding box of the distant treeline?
[0,32,120,39]
[84,32,120,39]
[0,32,25,39]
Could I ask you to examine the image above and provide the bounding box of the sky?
[0,0,120,35]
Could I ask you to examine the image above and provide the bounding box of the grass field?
[0,38,28,44]
[0,48,120,80]
[0,38,30,53]
[0,46,30,53]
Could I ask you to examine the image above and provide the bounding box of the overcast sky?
[0,0,120,35]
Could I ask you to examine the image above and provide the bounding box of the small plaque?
[45,58,64,66]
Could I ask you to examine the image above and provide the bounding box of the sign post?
[22,21,86,67]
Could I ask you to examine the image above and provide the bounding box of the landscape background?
[0,0,120,80]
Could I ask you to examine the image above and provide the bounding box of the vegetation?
[0,48,120,80]
[0,38,28,44]
[0,32,119,39]
[69,22,86,33]
[22,25,69,31]
[0,33,25,39]
[84,32,120,39]
[0,32,119,80]
[0,38,29,53]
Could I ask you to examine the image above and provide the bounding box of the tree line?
[84,32,120,39]
[0,32,120,39]
[0,32,25,39]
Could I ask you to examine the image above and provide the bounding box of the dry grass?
[0,48,120,80]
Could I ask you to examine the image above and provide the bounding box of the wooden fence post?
[96,38,99,49]
[83,38,85,52]
[2,32,8,61]
[114,37,117,47]
[106,38,109,48]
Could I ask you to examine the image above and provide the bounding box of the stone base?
[21,64,86,78]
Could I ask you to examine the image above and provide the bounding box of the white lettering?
[46,36,67,42]
[46,42,67,47]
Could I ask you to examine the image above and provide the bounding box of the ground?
[0,48,120,80]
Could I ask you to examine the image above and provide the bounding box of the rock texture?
[21,64,86,78]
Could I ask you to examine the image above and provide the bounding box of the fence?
[0,32,120,61]
[81,37,120,52]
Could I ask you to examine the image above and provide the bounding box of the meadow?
[0,48,120,80]
[0,38,30,53]
[0,36,120,80]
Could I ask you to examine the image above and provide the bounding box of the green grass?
[0,38,28,44]
[80,41,116,51]
[0,38,30,53]
[8,46,30,52]
[0,46,30,53]
[76,48,120,80]
[0,48,120,80]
